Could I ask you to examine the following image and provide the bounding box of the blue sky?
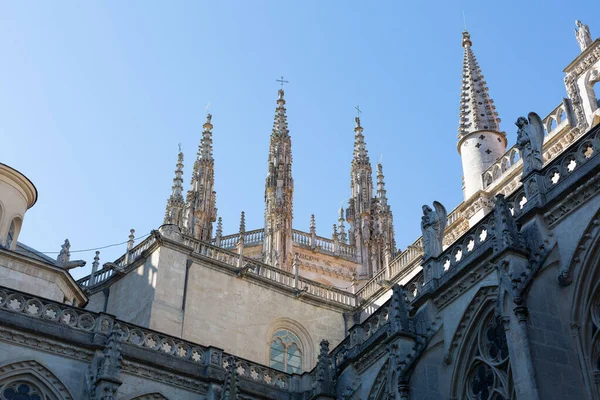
[0,1,597,280]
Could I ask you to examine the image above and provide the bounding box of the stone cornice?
[0,247,88,305]
[0,163,37,209]
[563,38,600,74]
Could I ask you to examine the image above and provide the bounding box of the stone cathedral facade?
[0,21,599,400]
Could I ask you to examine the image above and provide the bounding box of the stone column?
[503,307,540,399]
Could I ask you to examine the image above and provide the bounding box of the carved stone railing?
[187,240,356,307]
[0,285,293,390]
[77,234,158,288]
[355,207,462,302]
[436,213,493,275]
[292,230,311,246]
[216,229,265,249]
[482,100,573,190]
[509,121,600,219]
[482,145,521,189]
[0,285,106,332]
[331,300,391,368]
[215,228,357,260]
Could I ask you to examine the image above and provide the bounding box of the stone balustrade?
[482,100,573,190]
[331,299,391,369]
[541,126,599,193]
[0,285,293,390]
[436,214,493,274]
[216,229,265,249]
[189,241,357,307]
[77,234,158,288]
[292,230,310,246]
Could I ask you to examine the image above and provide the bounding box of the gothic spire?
[263,89,294,269]
[199,114,214,161]
[346,116,374,278]
[458,31,502,137]
[352,117,370,166]
[164,149,185,226]
[337,205,347,244]
[376,163,387,205]
[182,113,217,241]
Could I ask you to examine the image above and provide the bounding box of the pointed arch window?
[463,314,514,400]
[269,330,302,373]
[5,220,16,249]
[1,381,44,400]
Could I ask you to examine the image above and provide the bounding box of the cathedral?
[0,19,599,400]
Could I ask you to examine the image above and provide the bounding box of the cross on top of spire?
[276,76,289,89]
[355,105,362,116]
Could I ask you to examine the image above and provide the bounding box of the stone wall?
[181,259,348,371]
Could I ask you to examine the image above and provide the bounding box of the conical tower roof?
[458,31,502,137]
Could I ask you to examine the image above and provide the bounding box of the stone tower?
[182,114,217,241]
[346,117,374,278]
[163,150,185,227]
[263,89,294,270]
[457,31,507,201]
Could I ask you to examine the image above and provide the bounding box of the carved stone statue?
[421,201,447,259]
[575,20,593,52]
[515,112,544,175]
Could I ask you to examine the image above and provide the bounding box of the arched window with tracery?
[269,329,303,373]
[1,381,44,400]
[462,313,514,400]
[4,217,21,249]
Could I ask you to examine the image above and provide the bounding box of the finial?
[333,224,338,237]
[338,205,344,221]
[355,116,361,129]
[462,30,472,47]
[92,251,100,268]
[355,105,362,116]
[216,217,223,236]
[276,75,289,89]
[310,214,316,234]
[205,101,212,115]
[462,10,467,31]
[239,211,246,234]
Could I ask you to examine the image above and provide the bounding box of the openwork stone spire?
[346,116,374,278]
[376,163,387,205]
[458,31,502,136]
[164,150,185,226]
[263,89,294,270]
[183,114,217,241]
[337,205,347,244]
[352,117,370,166]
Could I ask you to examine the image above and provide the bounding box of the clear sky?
[0,1,597,280]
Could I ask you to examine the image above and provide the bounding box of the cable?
[9,232,152,256]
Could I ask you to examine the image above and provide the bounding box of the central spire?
[182,113,217,241]
[458,31,502,137]
[263,89,294,270]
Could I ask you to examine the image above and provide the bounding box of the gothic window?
[1,382,44,400]
[463,314,514,400]
[5,219,16,249]
[269,329,302,373]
